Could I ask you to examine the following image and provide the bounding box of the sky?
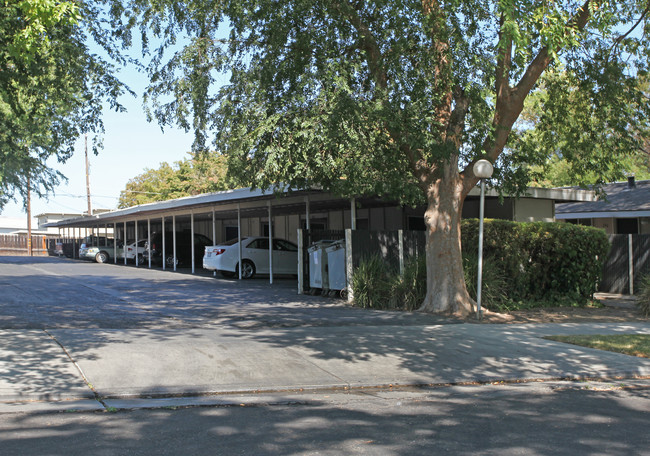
[1,68,198,219]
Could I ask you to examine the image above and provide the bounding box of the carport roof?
[46,186,354,228]
[46,185,596,228]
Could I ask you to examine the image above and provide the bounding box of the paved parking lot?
[1,255,649,416]
[0,256,449,330]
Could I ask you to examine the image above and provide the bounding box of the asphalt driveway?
[0,256,449,330]
[1,256,649,415]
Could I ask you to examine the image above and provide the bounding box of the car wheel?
[239,260,256,279]
[95,251,109,263]
[137,253,144,264]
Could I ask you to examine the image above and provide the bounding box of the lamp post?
[473,159,493,320]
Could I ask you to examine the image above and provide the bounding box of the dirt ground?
[476,293,650,324]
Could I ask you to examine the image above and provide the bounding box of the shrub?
[351,220,610,312]
[637,275,650,317]
[389,255,427,311]
[462,219,610,305]
[462,251,512,312]
[350,255,394,309]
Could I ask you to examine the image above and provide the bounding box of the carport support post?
[212,208,217,277]
[191,212,195,274]
[173,215,177,272]
[123,221,127,265]
[237,204,242,280]
[113,222,117,264]
[147,218,151,269]
[135,220,139,267]
[212,208,216,243]
[162,217,166,271]
[268,201,273,284]
[350,198,357,230]
[305,195,310,230]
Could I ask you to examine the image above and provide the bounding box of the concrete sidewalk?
[1,321,648,414]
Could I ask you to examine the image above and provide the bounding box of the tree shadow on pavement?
[0,384,648,455]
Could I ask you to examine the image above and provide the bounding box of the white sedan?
[116,239,147,263]
[203,237,298,279]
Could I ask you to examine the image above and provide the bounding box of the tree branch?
[607,3,650,62]
[446,86,470,149]
[513,0,592,103]
[495,12,513,108]
[483,0,594,164]
[330,1,388,90]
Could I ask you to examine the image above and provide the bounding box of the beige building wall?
[329,210,344,230]
[593,217,615,234]
[513,199,554,222]
[384,207,404,230]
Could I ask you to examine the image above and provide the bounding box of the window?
[247,238,269,250]
[274,239,298,251]
[616,218,638,234]
[225,226,239,241]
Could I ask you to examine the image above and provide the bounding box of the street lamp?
[473,159,493,320]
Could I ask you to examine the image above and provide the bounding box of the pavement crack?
[42,329,110,410]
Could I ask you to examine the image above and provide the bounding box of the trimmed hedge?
[461,219,610,305]
[350,220,610,312]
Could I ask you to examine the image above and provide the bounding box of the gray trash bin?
[308,241,335,292]
[325,240,347,295]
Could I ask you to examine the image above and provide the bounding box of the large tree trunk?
[419,177,475,316]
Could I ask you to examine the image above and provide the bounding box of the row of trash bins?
[308,240,347,298]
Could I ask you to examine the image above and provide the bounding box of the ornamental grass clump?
[389,256,427,311]
[350,255,394,309]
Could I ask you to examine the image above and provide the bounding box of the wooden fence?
[600,234,650,294]
[0,234,50,256]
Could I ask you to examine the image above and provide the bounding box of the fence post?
[345,229,353,302]
[398,229,405,276]
[629,234,634,295]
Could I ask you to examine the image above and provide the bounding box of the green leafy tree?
[520,71,650,188]
[118,152,231,207]
[129,0,650,315]
[0,0,131,210]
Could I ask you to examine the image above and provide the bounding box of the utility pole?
[85,135,92,215]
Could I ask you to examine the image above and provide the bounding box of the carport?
[46,185,596,291]
[46,187,370,285]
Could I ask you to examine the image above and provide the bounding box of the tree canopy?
[523,73,650,187]
[118,152,232,208]
[0,0,130,210]
[9,0,643,315]
[125,0,649,314]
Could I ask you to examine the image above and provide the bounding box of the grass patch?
[545,334,650,358]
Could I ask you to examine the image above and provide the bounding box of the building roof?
[45,185,596,229]
[556,178,650,219]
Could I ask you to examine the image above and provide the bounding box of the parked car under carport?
[203,236,298,279]
[79,236,117,263]
[143,230,213,267]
